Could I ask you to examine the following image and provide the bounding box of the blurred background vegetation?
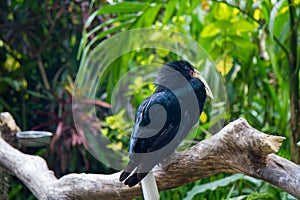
[0,0,299,199]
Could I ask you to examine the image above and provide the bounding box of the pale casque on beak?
[193,69,214,100]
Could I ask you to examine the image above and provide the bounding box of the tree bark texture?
[0,112,299,200]
[0,112,21,200]
[288,0,300,163]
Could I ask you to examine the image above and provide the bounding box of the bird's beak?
[193,69,214,100]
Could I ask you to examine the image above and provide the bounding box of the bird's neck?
[154,78,206,112]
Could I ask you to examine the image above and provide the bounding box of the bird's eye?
[189,69,194,75]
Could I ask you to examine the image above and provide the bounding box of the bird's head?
[165,60,214,99]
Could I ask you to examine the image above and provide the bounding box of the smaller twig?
[37,54,51,90]
[273,35,289,56]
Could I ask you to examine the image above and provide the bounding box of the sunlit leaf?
[107,141,123,151]
[4,54,20,71]
[214,2,239,20]
[253,8,261,21]
[231,19,257,31]
[216,56,233,76]
[156,49,170,57]
[134,76,143,86]
[200,112,207,123]
[200,23,220,38]
[277,6,289,15]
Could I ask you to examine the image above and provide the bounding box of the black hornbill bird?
[119,60,213,199]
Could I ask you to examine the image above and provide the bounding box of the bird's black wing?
[119,90,182,186]
[120,78,207,187]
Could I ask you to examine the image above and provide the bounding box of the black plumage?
[119,60,209,187]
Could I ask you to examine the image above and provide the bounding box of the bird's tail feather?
[141,171,159,200]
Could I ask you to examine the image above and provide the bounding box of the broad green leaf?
[272,7,289,42]
[84,2,149,29]
[253,8,261,22]
[96,2,149,15]
[230,35,256,51]
[177,0,188,16]
[162,0,177,24]
[216,56,234,76]
[260,1,271,23]
[269,0,284,39]
[277,5,289,16]
[215,20,233,30]
[184,174,245,200]
[133,3,162,27]
[200,23,220,38]
[231,20,257,32]
[214,2,239,20]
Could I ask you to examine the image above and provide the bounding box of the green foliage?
[184,174,247,200]
[245,192,274,200]
[0,0,82,129]
[78,0,299,199]
[0,0,116,198]
[128,77,156,109]
[103,110,132,150]
[1,0,299,199]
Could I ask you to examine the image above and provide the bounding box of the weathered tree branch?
[0,113,299,199]
[0,112,21,200]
